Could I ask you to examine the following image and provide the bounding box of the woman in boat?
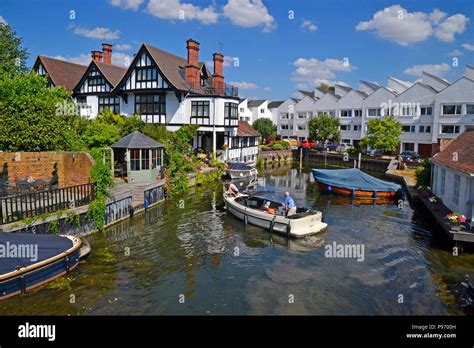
[225,182,240,197]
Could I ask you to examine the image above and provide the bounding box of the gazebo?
[110,131,164,183]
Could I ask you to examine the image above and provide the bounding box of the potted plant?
[445,212,467,231]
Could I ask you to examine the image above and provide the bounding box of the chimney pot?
[91,50,103,62]
[102,43,113,65]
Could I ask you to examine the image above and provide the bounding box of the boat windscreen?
[249,191,286,204]
[0,233,74,275]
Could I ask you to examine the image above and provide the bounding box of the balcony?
[200,82,239,97]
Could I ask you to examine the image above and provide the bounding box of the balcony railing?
[200,83,239,97]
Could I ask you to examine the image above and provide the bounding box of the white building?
[276,98,299,139]
[247,99,272,124]
[293,94,318,141]
[238,98,252,122]
[268,101,284,125]
[336,88,366,146]
[431,126,474,225]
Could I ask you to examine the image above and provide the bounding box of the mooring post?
[299,147,303,170]
[358,152,362,169]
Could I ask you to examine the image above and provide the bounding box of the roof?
[110,131,164,149]
[432,126,474,175]
[422,71,450,86]
[335,84,352,92]
[95,61,127,87]
[298,90,315,97]
[35,56,88,91]
[291,98,301,103]
[359,80,381,91]
[353,90,368,98]
[268,101,284,109]
[247,100,266,108]
[237,121,260,137]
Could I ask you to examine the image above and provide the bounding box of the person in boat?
[284,192,297,216]
[225,182,239,197]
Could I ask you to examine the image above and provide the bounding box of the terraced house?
[33,39,260,163]
[275,65,474,158]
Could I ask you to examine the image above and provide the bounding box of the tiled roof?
[110,131,164,149]
[237,121,260,137]
[36,56,87,91]
[247,100,266,108]
[268,101,284,109]
[95,61,127,87]
[432,126,474,175]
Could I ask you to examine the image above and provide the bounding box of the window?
[136,66,157,82]
[280,125,289,130]
[467,105,474,115]
[354,109,362,117]
[440,168,446,195]
[239,107,244,113]
[135,94,166,116]
[225,102,238,118]
[191,101,211,125]
[249,137,256,147]
[241,137,249,147]
[419,125,431,133]
[340,110,352,117]
[368,108,381,117]
[453,174,460,206]
[353,125,361,131]
[260,109,265,114]
[98,96,120,114]
[340,125,351,131]
[420,107,433,116]
[442,104,462,115]
[87,71,105,87]
[231,137,239,148]
[130,149,140,171]
[141,149,149,170]
[297,125,306,131]
[402,125,416,133]
[400,105,417,116]
[441,125,460,134]
[341,139,351,144]
[280,113,289,119]
[151,149,161,169]
[298,112,307,119]
[403,143,415,151]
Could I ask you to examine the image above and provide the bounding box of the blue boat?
[312,168,403,198]
[0,233,88,300]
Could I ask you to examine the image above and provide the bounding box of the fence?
[0,183,95,225]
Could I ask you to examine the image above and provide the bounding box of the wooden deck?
[110,179,166,209]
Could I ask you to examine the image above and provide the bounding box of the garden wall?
[0,152,94,188]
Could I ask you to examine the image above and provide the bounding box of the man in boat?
[225,182,239,197]
[284,192,297,216]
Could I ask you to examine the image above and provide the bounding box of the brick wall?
[0,152,94,188]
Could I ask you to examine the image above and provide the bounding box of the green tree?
[0,23,28,77]
[252,118,275,143]
[318,83,335,94]
[308,114,340,143]
[360,115,402,153]
[0,73,75,151]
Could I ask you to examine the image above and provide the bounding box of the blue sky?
[1,0,473,100]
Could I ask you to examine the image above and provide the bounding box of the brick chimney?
[185,39,200,88]
[91,50,103,62]
[212,53,224,94]
[102,43,113,65]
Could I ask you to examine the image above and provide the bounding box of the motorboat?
[312,168,403,198]
[223,191,327,238]
[224,162,258,180]
[0,233,89,300]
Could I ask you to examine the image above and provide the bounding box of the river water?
[1,164,473,315]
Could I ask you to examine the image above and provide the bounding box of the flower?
[444,212,467,225]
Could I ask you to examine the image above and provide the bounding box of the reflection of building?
[258,169,309,194]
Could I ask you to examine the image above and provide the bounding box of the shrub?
[415,159,431,187]
[272,144,284,151]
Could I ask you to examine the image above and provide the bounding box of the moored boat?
[223,191,327,238]
[0,233,88,300]
[312,168,403,198]
[224,162,258,180]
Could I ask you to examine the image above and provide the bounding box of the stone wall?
[0,152,94,188]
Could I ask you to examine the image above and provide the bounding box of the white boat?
[225,162,258,180]
[223,192,327,238]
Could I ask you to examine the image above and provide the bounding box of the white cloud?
[110,0,144,10]
[205,56,238,69]
[434,14,469,42]
[115,43,132,51]
[73,26,119,40]
[229,81,257,89]
[263,86,272,92]
[54,52,133,68]
[0,15,7,25]
[356,5,468,46]
[292,57,355,90]
[448,49,464,56]
[462,43,474,51]
[301,19,317,32]
[146,0,218,24]
[404,63,450,77]
[223,0,276,32]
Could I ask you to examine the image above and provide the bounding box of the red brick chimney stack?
[91,50,103,62]
[102,43,113,65]
[185,39,200,88]
[212,53,224,94]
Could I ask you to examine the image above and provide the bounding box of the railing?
[199,83,239,97]
[144,184,166,208]
[0,183,95,225]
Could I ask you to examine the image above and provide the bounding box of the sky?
[1,0,473,100]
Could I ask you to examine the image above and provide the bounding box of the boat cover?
[312,168,402,192]
[0,233,74,275]
[227,162,254,171]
